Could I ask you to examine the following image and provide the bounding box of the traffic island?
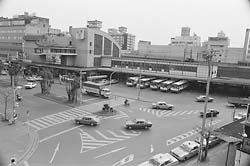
[93,104,117,116]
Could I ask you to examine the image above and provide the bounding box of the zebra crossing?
[79,128,140,153]
[25,107,128,131]
[166,119,222,146]
[139,107,200,117]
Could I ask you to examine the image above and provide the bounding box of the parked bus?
[137,77,156,89]
[126,77,139,87]
[150,79,166,90]
[159,80,176,92]
[170,80,189,93]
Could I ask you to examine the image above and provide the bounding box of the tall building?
[243,28,250,62]
[108,26,135,54]
[0,12,51,60]
[170,27,201,47]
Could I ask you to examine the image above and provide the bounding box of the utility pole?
[198,49,215,162]
[79,71,83,105]
[109,71,116,106]
[12,75,16,113]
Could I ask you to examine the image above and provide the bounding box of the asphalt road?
[0,76,245,166]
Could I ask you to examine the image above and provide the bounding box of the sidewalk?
[0,120,39,166]
[178,143,229,166]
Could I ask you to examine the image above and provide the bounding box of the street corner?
[0,122,31,164]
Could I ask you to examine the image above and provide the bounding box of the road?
[0,77,243,166]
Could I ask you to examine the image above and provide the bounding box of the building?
[24,20,121,68]
[170,27,201,47]
[203,31,230,63]
[108,26,135,54]
[0,12,51,61]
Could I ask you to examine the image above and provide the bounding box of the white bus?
[159,80,176,92]
[137,77,156,89]
[126,77,139,87]
[170,80,189,93]
[150,79,165,90]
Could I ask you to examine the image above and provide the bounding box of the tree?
[0,88,12,121]
[8,62,21,86]
[38,68,54,95]
[66,74,80,103]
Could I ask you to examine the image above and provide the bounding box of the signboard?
[242,137,250,153]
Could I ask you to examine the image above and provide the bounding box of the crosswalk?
[166,119,222,146]
[25,106,128,131]
[139,108,200,117]
[79,128,140,153]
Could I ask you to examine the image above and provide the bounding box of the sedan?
[75,115,100,126]
[138,153,178,166]
[200,109,219,118]
[125,119,152,130]
[195,135,222,148]
[170,141,200,161]
[152,101,174,110]
[196,95,214,102]
[24,82,37,89]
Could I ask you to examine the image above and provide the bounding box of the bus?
[170,80,189,93]
[150,79,166,90]
[126,77,139,87]
[87,75,108,84]
[137,77,156,89]
[159,80,176,92]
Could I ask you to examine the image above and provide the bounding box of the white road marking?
[94,147,126,159]
[49,142,60,164]
[23,161,30,166]
[40,126,81,143]
[120,130,140,136]
[25,121,42,130]
[150,144,154,153]
[82,98,98,102]
[107,130,130,139]
[179,110,189,115]
[113,154,134,166]
[95,130,123,141]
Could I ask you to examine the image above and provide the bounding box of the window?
[90,42,92,46]
[89,50,92,54]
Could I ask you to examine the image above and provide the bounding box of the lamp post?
[198,49,216,162]
[109,71,116,106]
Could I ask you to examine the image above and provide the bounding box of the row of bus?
[126,76,189,93]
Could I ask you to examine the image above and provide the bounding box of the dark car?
[75,115,100,126]
[200,109,219,118]
[125,119,152,130]
[195,135,222,148]
[196,95,214,102]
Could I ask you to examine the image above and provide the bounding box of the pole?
[80,71,82,105]
[199,50,213,162]
[12,75,15,113]
[109,71,116,106]
[137,62,142,100]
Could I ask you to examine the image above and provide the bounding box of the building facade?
[108,26,135,54]
[0,12,51,61]
[170,27,201,47]
[23,20,121,68]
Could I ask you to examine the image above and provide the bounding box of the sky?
[0,0,250,48]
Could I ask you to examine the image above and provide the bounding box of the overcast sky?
[0,0,250,47]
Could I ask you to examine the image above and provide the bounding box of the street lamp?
[198,49,216,162]
[109,71,116,106]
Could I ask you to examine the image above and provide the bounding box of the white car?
[152,101,174,110]
[196,95,214,102]
[170,141,200,161]
[24,82,37,89]
[138,153,178,166]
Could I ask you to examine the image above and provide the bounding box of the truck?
[227,97,250,107]
[82,81,111,98]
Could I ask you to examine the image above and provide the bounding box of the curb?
[17,126,39,165]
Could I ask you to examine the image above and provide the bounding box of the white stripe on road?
[95,130,123,141]
[25,121,42,130]
[94,147,126,159]
[120,130,140,136]
[40,126,81,143]
[179,110,189,115]
[107,130,130,139]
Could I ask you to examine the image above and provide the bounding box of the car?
[125,118,152,130]
[75,115,100,126]
[152,101,174,110]
[196,95,214,102]
[200,109,219,118]
[138,153,179,166]
[195,135,222,148]
[111,79,119,84]
[24,82,37,89]
[1,70,7,75]
[170,141,200,161]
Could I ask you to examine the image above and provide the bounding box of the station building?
[23,20,121,68]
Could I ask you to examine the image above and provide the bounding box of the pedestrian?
[59,74,62,84]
